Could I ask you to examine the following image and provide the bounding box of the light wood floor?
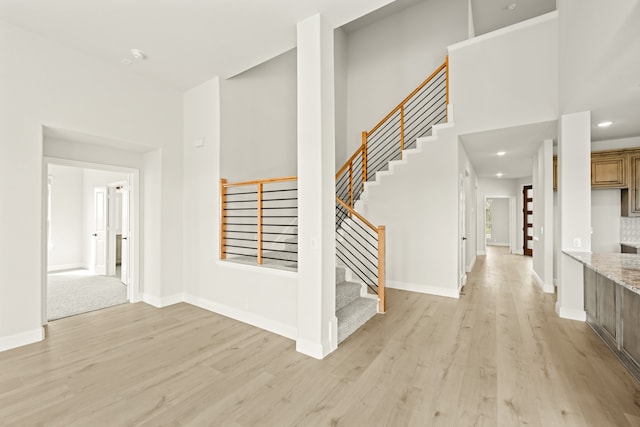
[2,247,640,426]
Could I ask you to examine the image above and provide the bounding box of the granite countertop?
[564,251,640,294]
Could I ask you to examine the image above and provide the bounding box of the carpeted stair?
[335,265,377,343]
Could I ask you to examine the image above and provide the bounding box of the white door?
[459,174,466,289]
[121,185,130,286]
[92,187,108,275]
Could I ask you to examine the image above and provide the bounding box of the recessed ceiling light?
[496,172,504,178]
[130,49,147,60]
[597,121,613,127]
[496,151,506,156]
[506,3,517,11]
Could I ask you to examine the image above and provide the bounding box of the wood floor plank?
[2,247,640,426]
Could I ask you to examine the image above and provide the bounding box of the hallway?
[1,247,640,425]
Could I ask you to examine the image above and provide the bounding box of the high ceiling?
[2,0,638,180]
[0,0,558,90]
[0,0,398,90]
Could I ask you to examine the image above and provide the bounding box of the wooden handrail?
[336,145,364,179]
[368,60,447,136]
[220,178,227,259]
[336,197,377,232]
[223,175,297,188]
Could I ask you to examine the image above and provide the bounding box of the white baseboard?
[387,280,459,299]
[296,338,332,360]
[477,250,486,256]
[466,257,476,273]
[514,249,524,255]
[183,293,297,341]
[142,293,183,308]
[0,327,45,353]
[47,263,85,273]
[556,301,586,321]
[487,242,509,247]
[532,270,555,294]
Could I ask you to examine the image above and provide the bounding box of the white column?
[557,111,590,320]
[296,14,337,359]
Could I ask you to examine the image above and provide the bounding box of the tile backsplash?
[621,217,640,242]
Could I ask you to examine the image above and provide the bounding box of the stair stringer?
[354,122,461,299]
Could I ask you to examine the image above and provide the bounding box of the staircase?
[220,58,449,345]
[333,57,448,343]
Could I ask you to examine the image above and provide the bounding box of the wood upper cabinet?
[623,154,640,216]
[591,152,626,188]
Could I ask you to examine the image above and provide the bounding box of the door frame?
[483,195,517,254]
[42,157,141,325]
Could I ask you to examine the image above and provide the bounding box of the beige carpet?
[47,270,127,321]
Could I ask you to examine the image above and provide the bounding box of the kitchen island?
[565,251,640,382]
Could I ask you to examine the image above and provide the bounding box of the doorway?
[483,195,517,254]
[44,159,139,322]
[523,185,533,256]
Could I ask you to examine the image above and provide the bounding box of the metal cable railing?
[335,58,449,209]
[336,198,386,313]
[334,58,449,314]
[221,177,298,268]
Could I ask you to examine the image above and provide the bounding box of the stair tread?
[336,296,377,343]
[336,280,361,311]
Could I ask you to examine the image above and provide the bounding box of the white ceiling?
[470,0,556,36]
[0,0,559,91]
[3,0,638,179]
[460,121,557,179]
[0,0,398,90]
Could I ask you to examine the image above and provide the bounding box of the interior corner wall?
[47,165,84,271]
[0,20,182,348]
[532,140,554,290]
[344,0,467,156]
[591,189,621,253]
[334,27,348,169]
[362,125,460,298]
[219,49,297,182]
[183,77,298,340]
[448,12,558,135]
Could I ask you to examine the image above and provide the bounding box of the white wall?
[459,143,477,273]
[182,78,298,341]
[334,27,348,171]
[591,189,621,253]
[361,125,460,298]
[219,49,297,182]
[344,0,468,159]
[0,20,182,350]
[488,198,509,245]
[47,165,83,271]
[476,178,516,254]
[532,140,554,293]
[449,12,558,135]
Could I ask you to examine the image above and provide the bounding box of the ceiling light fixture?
[597,121,613,128]
[130,49,147,60]
[496,151,506,156]
[496,172,504,178]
